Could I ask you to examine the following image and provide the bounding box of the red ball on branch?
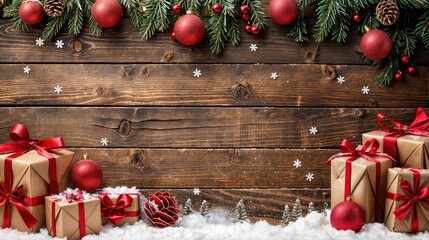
[172,4,181,14]
[401,56,410,64]
[353,13,361,22]
[212,3,222,13]
[269,0,299,25]
[92,0,123,28]
[245,24,252,33]
[395,71,403,80]
[240,5,249,14]
[407,66,416,74]
[70,155,103,192]
[242,14,249,21]
[173,14,205,46]
[170,32,176,41]
[144,191,179,228]
[251,26,260,35]
[330,200,365,232]
[360,29,392,61]
[19,0,44,25]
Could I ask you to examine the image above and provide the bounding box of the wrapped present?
[327,138,394,223]
[362,107,429,168]
[385,168,429,232]
[0,124,74,232]
[99,193,140,226]
[45,189,102,240]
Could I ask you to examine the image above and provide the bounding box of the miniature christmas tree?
[184,198,193,215]
[307,202,315,215]
[291,198,302,221]
[323,202,330,217]
[280,205,290,226]
[200,200,209,217]
[232,199,249,223]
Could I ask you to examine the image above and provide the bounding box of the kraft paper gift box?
[46,191,102,240]
[328,139,394,223]
[385,168,429,233]
[99,193,140,226]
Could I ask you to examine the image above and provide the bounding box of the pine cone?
[376,0,399,26]
[43,0,65,17]
[0,0,8,8]
[144,191,179,227]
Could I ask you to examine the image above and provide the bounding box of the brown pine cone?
[144,191,179,227]
[43,0,65,17]
[376,0,399,26]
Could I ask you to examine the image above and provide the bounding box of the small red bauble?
[395,72,403,80]
[330,200,365,232]
[251,25,260,35]
[212,3,222,13]
[353,13,361,22]
[245,24,252,33]
[268,0,299,25]
[240,5,249,14]
[70,155,103,192]
[144,191,179,227]
[407,66,416,74]
[92,0,123,28]
[360,29,392,61]
[19,0,44,25]
[401,56,410,64]
[173,14,205,46]
[170,32,176,40]
[172,4,181,14]
[242,14,250,21]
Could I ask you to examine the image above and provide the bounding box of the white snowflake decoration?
[362,86,370,94]
[337,76,345,84]
[293,159,302,168]
[55,40,64,48]
[249,44,258,52]
[271,72,278,80]
[193,69,202,78]
[54,85,62,94]
[23,66,31,74]
[192,188,201,195]
[309,126,318,135]
[35,38,44,46]
[306,172,314,182]
[100,138,109,146]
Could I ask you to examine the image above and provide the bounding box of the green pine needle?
[241,0,267,29]
[140,0,171,40]
[286,1,308,42]
[41,14,68,42]
[3,0,29,31]
[68,0,84,36]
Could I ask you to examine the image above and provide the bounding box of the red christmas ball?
[268,0,299,25]
[173,14,205,46]
[251,26,260,35]
[92,0,123,28]
[170,32,176,40]
[212,3,222,13]
[407,66,416,74]
[245,24,252,33]
[330,200,365,232]
[401,56,410,64]
[395,71,403,80]
[70,156,103,192]
[360,29,392,61]
[18,0,44,25]
[172,4,181,14]
[240,5,249,14]
[353,13,361,22]
[242,14,250,21]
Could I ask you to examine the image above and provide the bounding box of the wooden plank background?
[0,4,428,223]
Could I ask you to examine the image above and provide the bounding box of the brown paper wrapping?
[45,197,102,240]
[100,194,140,226]
[384,168,429,232]
[0,149,74,232]
[363,131,429,168]
[330,155,393,223]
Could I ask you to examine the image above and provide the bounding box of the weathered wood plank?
[1,19,428,64]
[0,64,427,107]
[0,107,424,148]
[68,148,331,189]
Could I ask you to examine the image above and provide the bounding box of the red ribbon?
[386,169,429,233]
[51,197,86,238]
[377,107,429,163]
[99,194,137,225]
[327,138,395,221]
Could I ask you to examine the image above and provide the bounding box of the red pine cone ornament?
[174,14,205,46]
[268,0,299,25]
[144,191,179,227]
[92,0,123,28]
[330,200,365,232]
[360,29,392,61]
[19,0,44,25]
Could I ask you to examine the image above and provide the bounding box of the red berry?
[251,25,260,35]
[395,72,403,80]
[212,3,222,13]
[172,4,181,14]
[353,14,361,22]
[401,56,410,64]
[240,5,249,14]
[171,32,176,40]
[407,66,416,74]
[242,14,249,21]
[245,24,252,33]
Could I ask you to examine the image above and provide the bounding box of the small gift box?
[362,107,429,168]
[328,139,394,223]
[99,187,141,226]
[45,189,102,240]
[385,168,429,233]
[0,124,74,232]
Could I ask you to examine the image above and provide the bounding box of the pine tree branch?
[286,0,308,42]
[140,0,171,40]
[41,13,69,42]
[242,0,266,29]
[68,0,84,35]
[415,11,429,48]
[83,0,102,36]
[3,0,29,31]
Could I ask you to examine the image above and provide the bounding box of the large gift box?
[385,168,429,233]
[362,107,429,168]
[46,189,102,240]
[99,193,140,226]
[0,124,74,232]
[328,139,394,223]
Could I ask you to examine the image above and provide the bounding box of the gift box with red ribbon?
[362,107,429,168]
[0,124,74,232]
[385,168,429,232]
[99,193,140,226]
[45,188,102,240]
[327,138,394,223]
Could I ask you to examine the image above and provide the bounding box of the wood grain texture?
[0,107,424,148]
[0,64,427,107]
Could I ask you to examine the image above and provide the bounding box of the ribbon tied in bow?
[100,194,134,225]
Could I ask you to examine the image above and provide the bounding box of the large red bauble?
[330,201,365,232]
[174,14,205,46]
[19,1,44,25]
[92,0,123,28]
[269,0,299,25]
[360,29,392,61]
[70,158,103,192]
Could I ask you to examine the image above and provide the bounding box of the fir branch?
[313,0,348,42]
[68,0,84,35]
[354,9,379,33]
[140,0,171,40]
[376,60,398,86]
[3,0,29,31]
[184,0,202,16]
[396,0,429,9]
[119,0,145,29]
[331,14,350,42]
[242,0,266,29]
[207,0,227,55]
[415,11,429,48]
[226,16,240,45]
[286,1,307,42]
[83,0,102,36]
[41,13,68,42]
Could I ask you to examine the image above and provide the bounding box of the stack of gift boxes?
[329,107,429,233]
[0,124,141,240]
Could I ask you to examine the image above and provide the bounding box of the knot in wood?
[129,150,150,171]
[118,119,131,136]
[368,99,377,107]
[71,39,83,53]
[353,109,366,118]
[321,65,336,80]
[305,49,316,63]
[231,80,252,100]
[119,66,137,78]
[161,50,174,62]
[96,85,111,96]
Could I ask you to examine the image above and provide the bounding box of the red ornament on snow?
[353,13,361,22]
[70,154,103,192]
[407,66,416,74]
[92,0,123,28]
[401,55,410,64]
[19,0,44,25]
[360,29,392,61]
[240,5,249,14]
[268,0,299,25]
[242,14,249,21]
[395,71,403,80]
[212,3,222,13]
[251,26,260,35]
[174,14,205,46]
[144,191,179,227]
[245,24,252,33]
[330,200,365,232]
[172,4,181,14]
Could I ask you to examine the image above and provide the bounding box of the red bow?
[100,194,135,225]
[61,189,84,203]
[0,181,38,229]
[0,124,64,194]
[386,169,429,233]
